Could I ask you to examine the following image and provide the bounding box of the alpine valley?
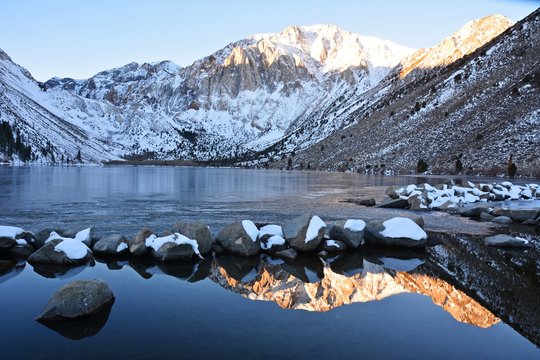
[1,9,539,175]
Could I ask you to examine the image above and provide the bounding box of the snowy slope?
[288,11,540,175]
[38,24,413,162]
[0,49,126,163]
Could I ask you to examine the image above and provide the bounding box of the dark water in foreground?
[0,167,539,359]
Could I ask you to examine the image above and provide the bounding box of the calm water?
[0,166,539,359]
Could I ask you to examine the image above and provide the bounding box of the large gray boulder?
[216,221,260,256]
[282,214,326,252]
[93,234,129,256]
[364,217,428,248]
[172,221,213,254]
[328,219,365,249]
[129,228,153,256]
[36,280,114,322]
[152,242,194,262]
[28,239,93,266]
[484,235,530,247]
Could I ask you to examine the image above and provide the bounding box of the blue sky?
[0,0,537,81]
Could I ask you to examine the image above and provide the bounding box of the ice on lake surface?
[0,166,539,359]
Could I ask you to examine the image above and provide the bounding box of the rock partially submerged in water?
[146,233,202,261]
[365,217,428,248]
[130,228,153,256]
[36,280,114,322]
[28,239,93,266]
[172,221,213,254]
[0,226,24,251]
[216,220,261,256]
[282,214,326,252]
[93,234,130,256]
[484,235,530,248]
[328,219,366,249]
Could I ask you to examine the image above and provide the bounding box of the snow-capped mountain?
[287,10,540,175]
[1,11,538,171]
[30,25,411,163]
[261,14,515,160]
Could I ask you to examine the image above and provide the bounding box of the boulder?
[484,235,530,248]
[274,248,298,260]
[215,221,260,256]
[493,208,539,223]
[16,231,42,249]
[259,234,288,253]
[172,221,213,254]
[364,217,427,248]
[480,212,495,221]
[129,228,153,256]
[459,206,490,218]
[322,240,347,252]
[36,280,115,322]
[282,214,325,252]
[152,242,194,262]
[27,239,93,266]
[385,186,401,199]
[408,195,428,211]
[328,219,365,249]
[492,216,513,224]
[93,234,129,256]
[378,198,409,209]
[356,198,376,206]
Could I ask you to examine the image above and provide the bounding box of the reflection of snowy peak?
[211,260,499,328]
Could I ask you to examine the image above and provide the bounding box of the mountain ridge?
[1,12,537,175]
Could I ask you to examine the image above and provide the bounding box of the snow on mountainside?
[286,10,540,175]
[38,24,412,162]
[0,49,126,164]
[259,14,516,160]
[0,12,535,170]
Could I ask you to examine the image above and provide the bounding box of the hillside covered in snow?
[1,10,538,175]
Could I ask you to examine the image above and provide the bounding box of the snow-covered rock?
[365,217,428,248]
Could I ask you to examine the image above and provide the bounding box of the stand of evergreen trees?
[0,121,33,162]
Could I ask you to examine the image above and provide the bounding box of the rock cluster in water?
[0,213,430,268]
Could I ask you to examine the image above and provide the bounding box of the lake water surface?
[0,167,539,359]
